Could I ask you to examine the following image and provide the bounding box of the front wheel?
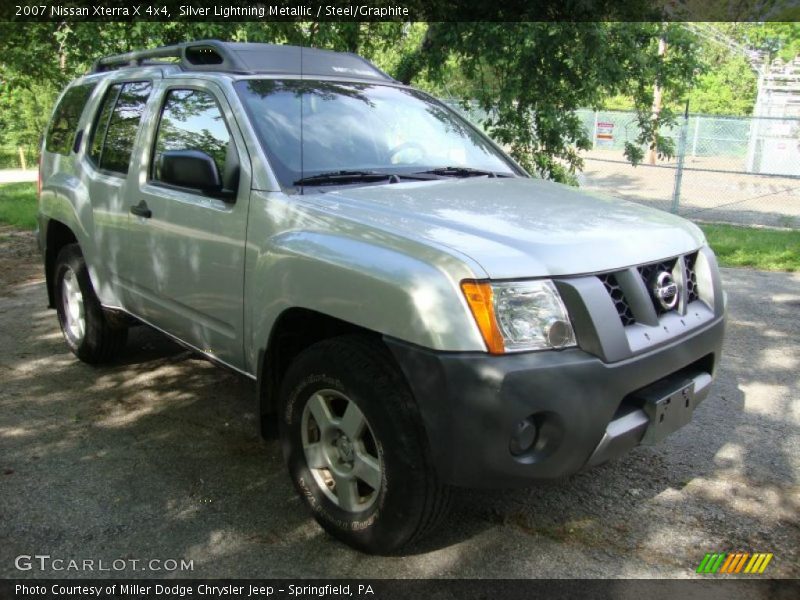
[279,335,450,554]
[54,244,127,364]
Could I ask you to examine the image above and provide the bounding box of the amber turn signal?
[461,281,505,354]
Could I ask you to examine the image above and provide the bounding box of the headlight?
[461,279,576,354]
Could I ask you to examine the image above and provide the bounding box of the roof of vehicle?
[91,40,397,83]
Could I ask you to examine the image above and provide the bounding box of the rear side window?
[45,83,97,155]
[88,81,152,175]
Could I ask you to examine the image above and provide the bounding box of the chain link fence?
[445,100,800,229]
[576,109,800,229]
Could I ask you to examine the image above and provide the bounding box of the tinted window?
[152,89,232,185]
[89,84,121,166]
[45,83,97,155]
[235,80,516,189]
[89,81,151,175]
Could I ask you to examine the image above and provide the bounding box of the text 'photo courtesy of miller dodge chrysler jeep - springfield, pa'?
[37,40,726,554]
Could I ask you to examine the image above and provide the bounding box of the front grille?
[685,252,700,303]
[598,252,702,327]
[599,273,635,326]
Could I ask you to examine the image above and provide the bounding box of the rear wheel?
[279,335,450,554]
[54,244,127,364]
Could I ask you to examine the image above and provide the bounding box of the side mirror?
[159,149,222,194]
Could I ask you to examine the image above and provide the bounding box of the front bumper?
[386,313,725,488]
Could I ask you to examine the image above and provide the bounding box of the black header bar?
[2,579,800,600]
[1,0,799,22]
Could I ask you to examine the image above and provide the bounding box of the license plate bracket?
[636,376,698,445]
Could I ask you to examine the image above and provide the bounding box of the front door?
[123,81,250,371]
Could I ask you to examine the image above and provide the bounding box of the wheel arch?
[43,218,78,308]
[256,307,389,437]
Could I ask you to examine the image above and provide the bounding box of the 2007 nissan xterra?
[38,41,726,553]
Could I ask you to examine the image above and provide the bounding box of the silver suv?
[38,41,726,554]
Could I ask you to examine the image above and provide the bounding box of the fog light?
[509,417,538,456]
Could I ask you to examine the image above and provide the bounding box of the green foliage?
[398,22,701,182]
[682,24,760,116]
[602,94,636,111]
[0,183,37,229]
[700,223,800,271]
[688,55,757,115]
[0,146,37,169]
[0,21,704,184]
[0,22,409,160]
[683,23,800,116]
[724,22,800,62]
[602,24,800,117]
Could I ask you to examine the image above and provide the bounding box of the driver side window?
[152,88,238,192]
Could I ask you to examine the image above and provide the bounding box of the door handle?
[130,200,152,219]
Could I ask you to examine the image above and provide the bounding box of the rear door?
[122,79,251,371]
[82,79,154,303]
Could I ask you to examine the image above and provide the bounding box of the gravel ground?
[0,229,798,579]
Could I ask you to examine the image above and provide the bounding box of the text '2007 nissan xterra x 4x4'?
[38,41,726,554]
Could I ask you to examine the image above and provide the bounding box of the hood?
[315,177,705,279]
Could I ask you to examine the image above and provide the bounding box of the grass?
[0,182,37,229]
[0,182,798,271]
[699,223,800,272]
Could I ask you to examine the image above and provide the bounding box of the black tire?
[279,334,450,554]
[54,244,127,364]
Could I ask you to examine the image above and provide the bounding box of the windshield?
[234,80,519,189]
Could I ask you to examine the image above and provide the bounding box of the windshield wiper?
[293,170,392,186]
[293,170,438,187]
[417,166,512,178]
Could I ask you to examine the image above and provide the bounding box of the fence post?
[670,104,690,214]
[691,116,701,158]
[18,147,27,171]
[592,110,598,149]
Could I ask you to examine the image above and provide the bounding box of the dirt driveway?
[1,229,798,578]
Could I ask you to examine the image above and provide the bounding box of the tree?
[0,22,701,183]
[396,23,701,183]
[685,23,800,116]
[0,22,410,157]
[729,22,800,62]
[689,55,757,115]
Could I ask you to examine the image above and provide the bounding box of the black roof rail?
[91,40,397,83]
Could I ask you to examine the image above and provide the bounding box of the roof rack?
[91,40,397,83]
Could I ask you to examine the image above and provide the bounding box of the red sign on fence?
[596,121,614,146]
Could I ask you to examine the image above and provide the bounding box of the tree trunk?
[648,36,667,165]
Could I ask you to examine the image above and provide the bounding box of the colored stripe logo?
[696,552,773,574]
